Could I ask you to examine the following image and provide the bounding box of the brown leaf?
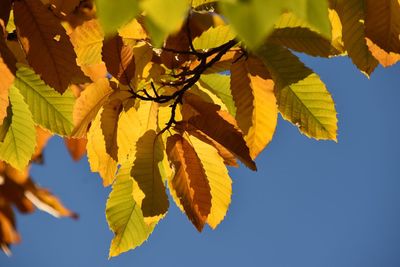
[102,35,135,85]
[365,0,400,54]
[166,134,211,231]
[182,94,256,170]
[64,137,87,161]
[0,201,20,255]
[14,0,88,93]
[100,99,123,161]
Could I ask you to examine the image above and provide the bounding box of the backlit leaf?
[187,134,232,229]
[14,0,88,93]
[0,86,36,170]
[100,99,123,161]
[130,130,169,223]
[193,25,236,50]
[183,94,256,170]
[86,108,117,186]
[366,38,400,67]
[14,65,75,136]
[257,44,337,140]
[64,137,87,161]
[230,55,277,159]
[106,166,155,258]
[332,0,378,75]
[71,78,113,138]
[166,134,211,231]
[199,73,236,116]
[365,0,400,54]
[95,0,140,36]
[102,35,135,85]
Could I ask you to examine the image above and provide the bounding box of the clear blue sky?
[1,55,400,267]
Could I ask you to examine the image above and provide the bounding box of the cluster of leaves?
[0,0,399,258]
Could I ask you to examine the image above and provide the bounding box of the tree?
[0,0,399,258]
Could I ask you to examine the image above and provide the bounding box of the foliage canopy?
[0,0,399,258]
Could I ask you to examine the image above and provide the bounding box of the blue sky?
[1,55,400,267]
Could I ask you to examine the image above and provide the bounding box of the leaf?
[0,59,13,126]
[86,108,117,186]
[140,0,189,47]
[365,0,400,54]
[166,134,211,231]
[182,93,256,170]
[220,0,331,49]
[69,19,104,67]
[95,0,140,36]
[100,99,123,161]
[71,78,113,138]
[187,134,232,229]
[0,86,36,171]
[31,126,52,164]
[366,38,400,67]
[193,25,236,50]
[130,130,169,222]
[219,0,282,49]
[117,107,142,163]
[102,35,136,85]
[332,0,378,75]
[14,65,75,136]
[14,0,88,94]
[257,44,337,140]
[106,165,155,258]
[64,137,87,161]
[199,73,236,116]
[268,12,341,57]
[0,0,12,27]
[0,106,11,143]
[230,55,278,159]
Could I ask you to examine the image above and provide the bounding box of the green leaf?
[141,0,189,47]
[220,0,331,49]
[0,85,36,170]
[219,0,282,49]
[199,73,236,116]
[106,163,155,258]
[95,0,140,36]
[257,44,337,140]
[14,65,75,136]
[193,25,236,50]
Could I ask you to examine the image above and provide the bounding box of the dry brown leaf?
[14,0,88,93]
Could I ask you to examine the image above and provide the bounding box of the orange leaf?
[166,134,211,231]
[14,0,88,93]
[64,137,87,161]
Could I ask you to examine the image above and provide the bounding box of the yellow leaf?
[187,134,232,229]
[193,25,236,50]
[69,19,104,67]
[86,107,117,186]
[100,99,123,161]
[117,107,142,163]
[130,130,168,223]
[166,134,211,231]
[230,55,278,159]
[71,78,113,138]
